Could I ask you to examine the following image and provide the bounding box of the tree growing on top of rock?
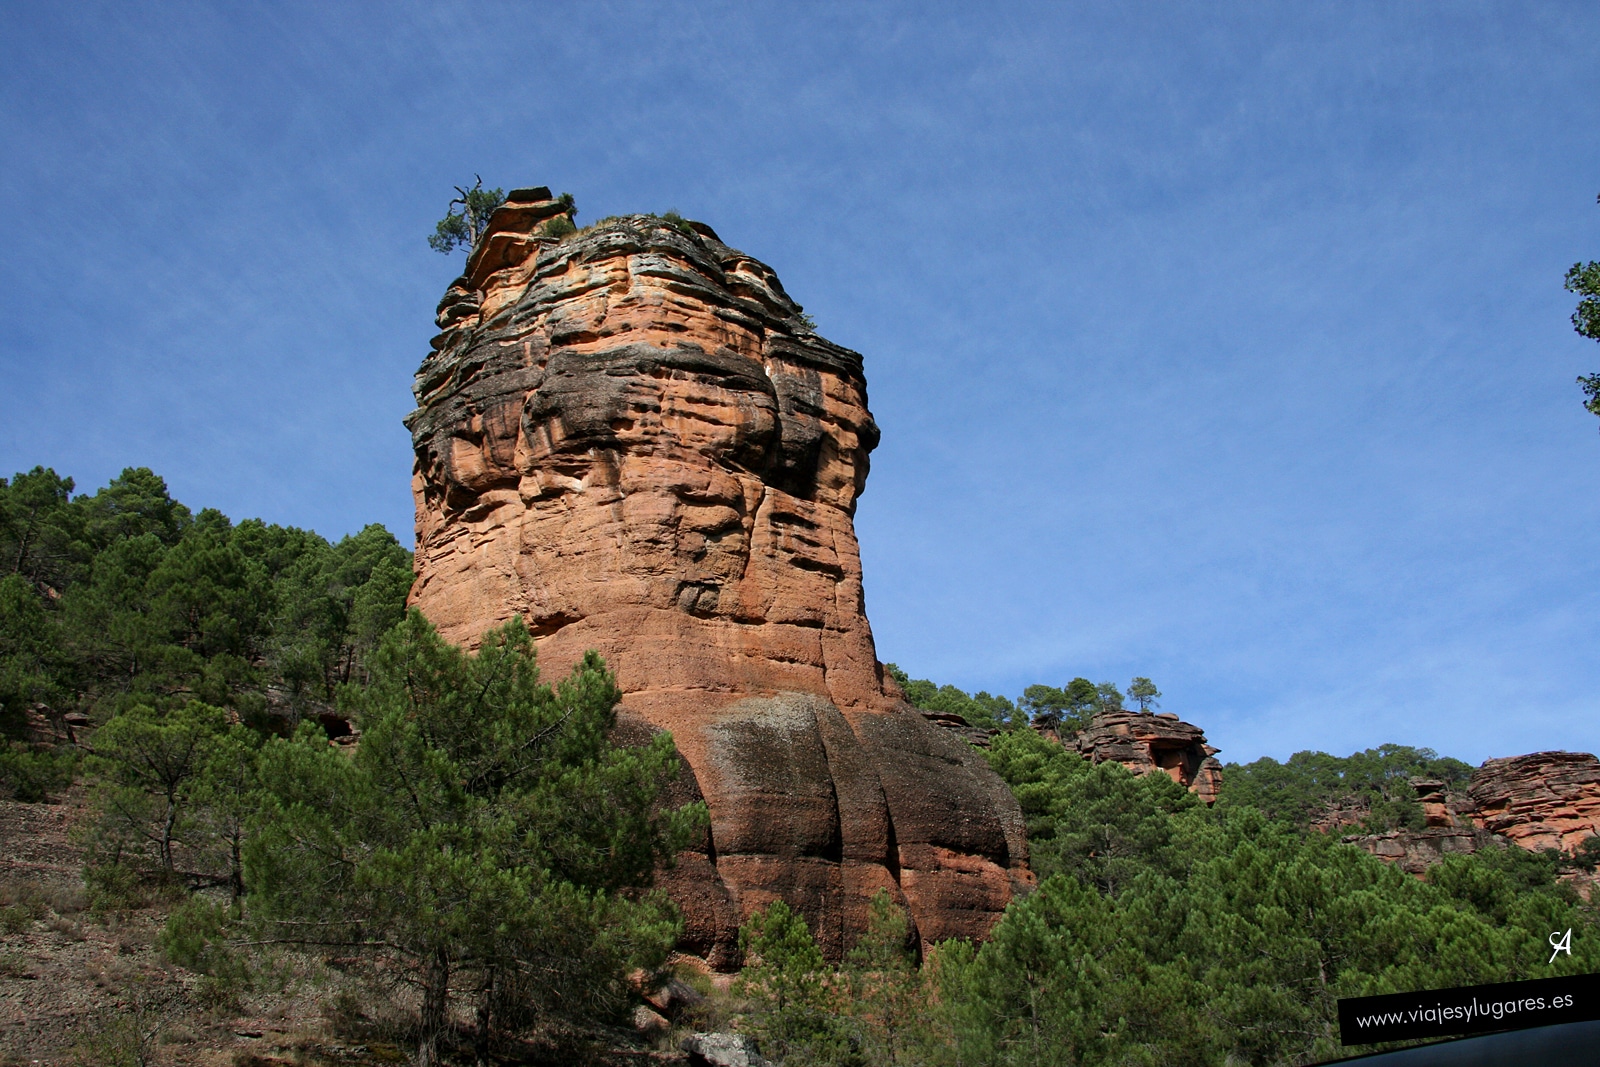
[428,176,506,256]
[1021,678,1108,733]
[1125,676,1161,712]
[1570,193,1600,422]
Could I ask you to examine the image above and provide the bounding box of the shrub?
[83,862,147,913]
[158,897,252,1009]
[0,742,78,801]
[658,210,697,236]
[540,215,577,239]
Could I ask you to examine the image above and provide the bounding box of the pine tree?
[245,611,703,1066]
[428,176,506,255]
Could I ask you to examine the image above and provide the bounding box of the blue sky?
[3,2,1598,764]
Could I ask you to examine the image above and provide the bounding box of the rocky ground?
[0,793,700,1066]
[0,789,340,1066]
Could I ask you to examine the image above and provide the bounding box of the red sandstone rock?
[1343,759,1600,875]
[1069,710,1223,804]
[1467,751,1600,852]
[1309,798,1374,835]
[1409,777,1477,830]
[406,197,1030,966]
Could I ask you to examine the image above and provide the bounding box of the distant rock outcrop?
[406,190,1030,967]
[1069,710,1224,803]
[1467,752,1600,852]
[1341,825,1492,876]
[1344,754,1600,875]
[1342,778,1493,876]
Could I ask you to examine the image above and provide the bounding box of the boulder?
[632,1005,671,1039]
[406,198,1030,967]
[682,1033,770,1067]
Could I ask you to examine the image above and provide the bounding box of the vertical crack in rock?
[407,199,1031,966]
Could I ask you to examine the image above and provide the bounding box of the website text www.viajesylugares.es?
[1351,990,1576,1032]
[1337,971,1600,1045]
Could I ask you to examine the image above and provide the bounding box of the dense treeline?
[890,668,1483,835]
[0,466,410,780]
[1222,745,1475,833]
[0,466,703,1065]
[887,664,1158,733]
[731,729,1600,1066]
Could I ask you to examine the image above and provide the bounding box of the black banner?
[1338,972,1600,1045]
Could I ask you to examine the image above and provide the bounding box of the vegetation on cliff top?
[428,177,507,256]
[886,663,1154,734]
[1222,744,1473,834]
[428,180,582,256]
[1570,193,1600,420]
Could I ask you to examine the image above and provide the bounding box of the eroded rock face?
[406,190,1030,966]
[1070,710,1223,804]
[1411,777,1479,831]
[1467,752,1600,852]
[1343,758,1600,875]
[1341,826,1491,877]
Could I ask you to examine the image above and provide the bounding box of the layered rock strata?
[406,190,1030,966]
[1413,776,1480,830]
[1467,752,1600,852]
[1345,755,1600,874]
[1070,710,1223,804]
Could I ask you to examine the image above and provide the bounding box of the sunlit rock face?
[1335,756,1600,878]
[1467,751,1600,852]
[406,190,1030,967]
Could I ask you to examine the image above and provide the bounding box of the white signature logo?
[1549,928,1572,964]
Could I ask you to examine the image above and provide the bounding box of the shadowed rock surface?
[406,191,1030,967]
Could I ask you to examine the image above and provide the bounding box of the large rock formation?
[406,189,1030,967]
[1467,752,1600,852]
[1341,777,1493,876]
[1069,710,1224,804]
